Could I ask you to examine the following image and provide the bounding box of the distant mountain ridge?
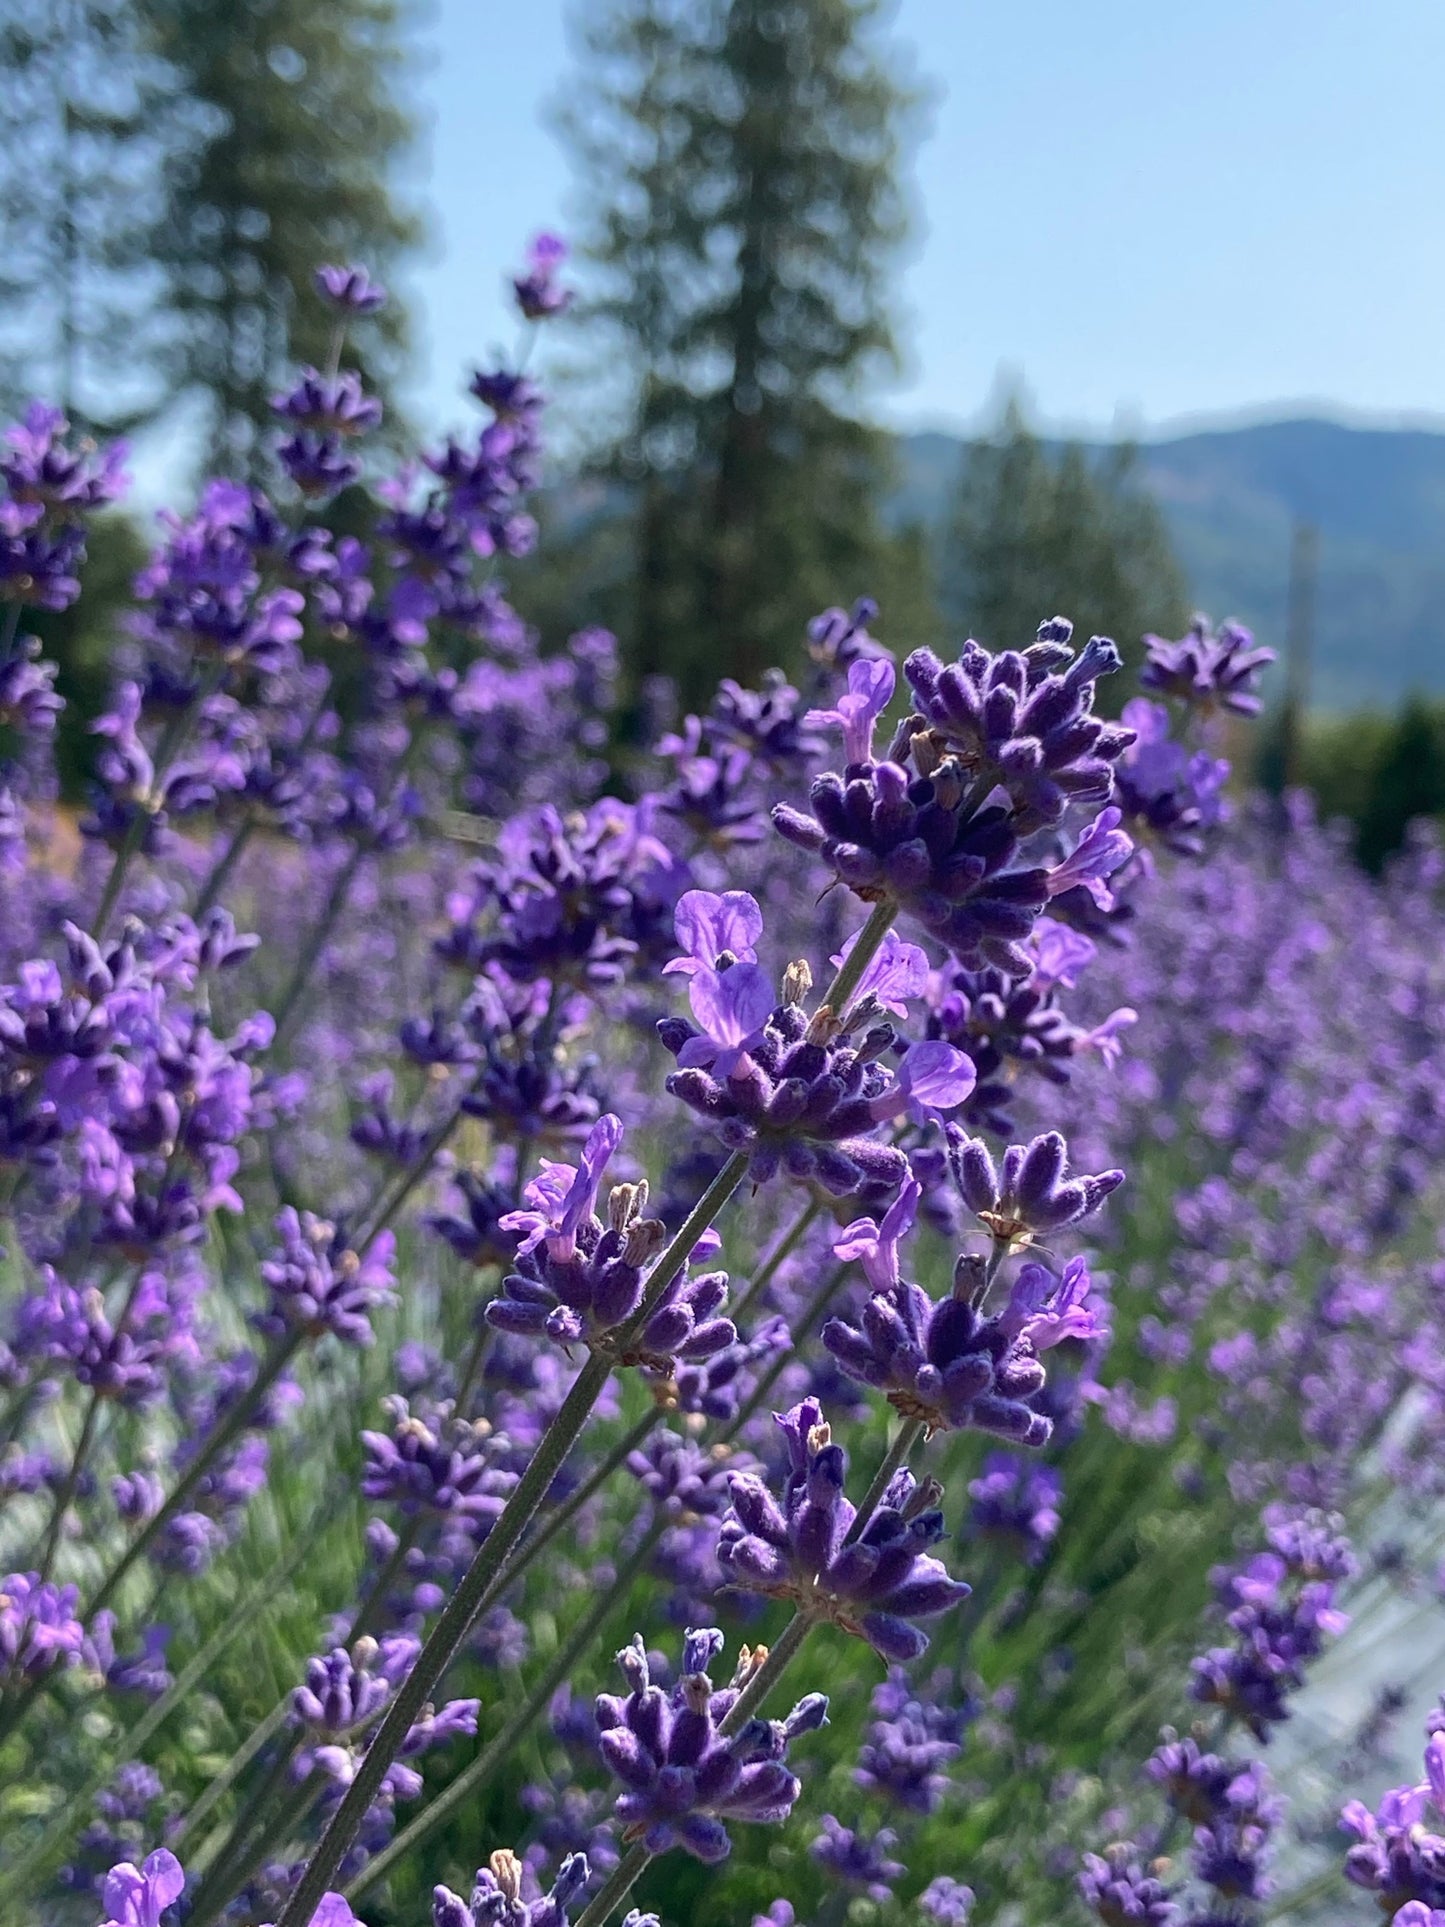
[897,419,1445,710]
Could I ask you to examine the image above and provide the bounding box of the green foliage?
[1275,697,1445,872]
[939,402,1191,694]
[555,0,931,701]
[22,514,150,797]
[143,0,421,473]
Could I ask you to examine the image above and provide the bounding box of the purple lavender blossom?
[774,622,1132,972]
[810,1814,904,1901]
[0,1570,87,1678]
[967,1452,1063,1563]
[257,1209,396,1346]
[489,1118,735,1366]
[513,234,573,320]
[804,655,896,767]
[97,1849,185,1927]
[433,1851,589,1927]
[316,265,388,313]
[1079,1845,1179,1927]
[855,1666,968,1813]
[595,1626,826,1862]
[822,1251,1103,1445]
[1140,616,1275,717]
[717,1398,970,1661]
[919,1876,975,1925]
[945,1126,1124,1249]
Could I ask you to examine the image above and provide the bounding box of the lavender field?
[3,243,1445,1927]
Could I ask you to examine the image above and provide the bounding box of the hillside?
[898,419,1445,710]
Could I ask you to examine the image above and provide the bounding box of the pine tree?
[146,0,420,473]
[558,0,925,698]
[941,401,1190,692]
[0,0,174,431]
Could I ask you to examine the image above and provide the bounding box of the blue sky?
[402,0,1445,445]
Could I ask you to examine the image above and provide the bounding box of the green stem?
[823,899,898,1018]
[346,1520,667,1900]
[192,1765,321,1927]
[83,1332,302,1622]
[730,1197,821,1324]
[270,842,367,1051]
[274,1150,751,1927]
[571,1843,653,1927]
[193,816,257,919]
[844,1416,923,1546]
[171,1700,291,1857]
[33,1385,104,1587]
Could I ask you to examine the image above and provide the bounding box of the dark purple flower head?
[293,1636,410,1736]
[449,800,678,988]
[257,1209,396,1346]
[855,1665,969,1814]
[361,1396,518,1530]
[433,1850,590,1927]
[1079,1845,1179,1927]
[945,1126,1123,1250]
[490,1120,736,1368]
[776,622,1128,955]
[273,369,383,439]
[824,1246,1102,1445]
[1140,616,1275,718]
[0,1569,87,1677]
[1191,1549,1348,1740]
[3,402,129,515]
[810,1815,904,1901]
[0,637,63,735]
[315,264,389,313]
[513,233,573,320]
[807,597,886,669]
[967,1452,1063,1563]
[717,1398,970,1661]
[595,1626,826,1863]
[1114,699,1230,856]
[431,1168,522,1271]
[1343,1729,1445,1914]
[628,1431,753,1520]
[659,962,954,1197]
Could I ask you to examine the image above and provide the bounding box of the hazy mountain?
[899,420,1445,710]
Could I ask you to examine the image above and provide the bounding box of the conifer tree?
[941,401,1189,691]
[0,0,174,430]
[560,0,924,697]
[147,0,420,472]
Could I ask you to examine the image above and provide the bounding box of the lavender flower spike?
[945,1125,1123,1249]
[596,1626,826,1863]
[501,1114,625,1262]
[433,1849,590,1927]
[823,1252,1103,1444]
[717,1398,970,1661]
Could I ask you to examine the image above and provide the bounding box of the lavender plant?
[1,226,1439,1927]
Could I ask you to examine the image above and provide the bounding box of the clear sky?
[402,0,1445,445]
